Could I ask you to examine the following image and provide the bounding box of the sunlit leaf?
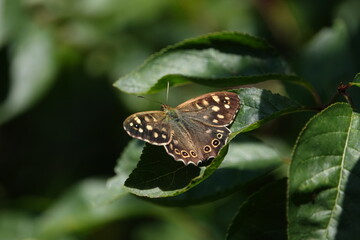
[288,103,360,239]
[350,72,360,87]
[114,32,311,95]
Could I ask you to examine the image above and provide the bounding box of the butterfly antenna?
[166,81,170,104]
[137,95,163,105]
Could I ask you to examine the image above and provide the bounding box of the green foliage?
[112,32,360,239]
[1,1,360,240]
[288,103,360,239]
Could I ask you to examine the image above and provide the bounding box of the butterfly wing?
[123,111,172,145]
[164,119,231,165]
[176,91,240,126]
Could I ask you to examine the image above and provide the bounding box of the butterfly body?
[123,92,240,165]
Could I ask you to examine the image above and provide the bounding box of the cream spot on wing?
[144,116,151,122]
[216,129,224,133]
[195,103,203,109]
[203,115,209,120]
[138,128,144,133]
[202,100,209,106]
[225,96,230,100]
[146,125,153,130]
[205,129,212,134]
[162,134,167,139]
[151,115,158,122]
[153,132,159,138]
[213,119,219,123]
[129,122,133,126]
[212,106,220,112]
[212,95,220,103]
[217,114,224,119]
[134,117,141,124]
[173,140,179,144]
[169,143,174,150]
[224,104,230,109]
[161,127,166,132]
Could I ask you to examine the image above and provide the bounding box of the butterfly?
[123,91,240,165]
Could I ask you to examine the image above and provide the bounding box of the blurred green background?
[0,0,359,239]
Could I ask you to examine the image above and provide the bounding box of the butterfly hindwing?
[123,111,172,145]
[176,92,240,126]
[164,122,231,165]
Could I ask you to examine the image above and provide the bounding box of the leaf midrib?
[325,109,353,239]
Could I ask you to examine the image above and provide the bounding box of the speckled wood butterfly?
[123,91,240,165]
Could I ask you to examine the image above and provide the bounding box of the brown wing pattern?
[176,91,240,126]
[123,111,172,145]
[123,91,241,165]
[164,118,231,165]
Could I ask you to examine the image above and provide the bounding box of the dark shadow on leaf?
[125,143,200,191]
[146,135,282,206]
[336,155,360,239]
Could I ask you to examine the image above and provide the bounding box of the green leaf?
[114,32,308,95]
[123,142,206,198]
[294,19,356,102]
[121,88,302,198]
[0,211,37,240]
[226,179,287,240]
[350,72,360,87]
[149,136,283,206]
[230,88,302,134]
[0,24,57,125]
[95,140,144,205]
[288,103,360,239]
[37,179,156,239]
[354,73,360,82]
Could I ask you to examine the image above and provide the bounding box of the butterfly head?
[161,104,179,118]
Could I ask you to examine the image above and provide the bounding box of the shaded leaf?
[149,136,283,206]
[38,179,156,239]
[294,19,356,102]
[227,179,287,240]
[288,103,360,239]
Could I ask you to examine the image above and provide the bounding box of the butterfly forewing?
[176,92,240,126]
[123,111,172,145]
